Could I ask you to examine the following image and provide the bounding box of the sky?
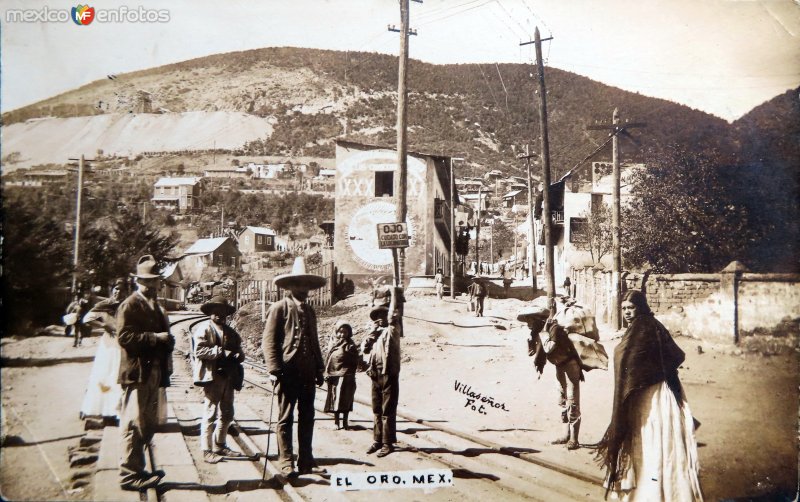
[1,0,799,121]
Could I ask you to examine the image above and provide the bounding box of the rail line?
[152,314,603,501]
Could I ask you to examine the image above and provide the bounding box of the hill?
[1,47,753,179]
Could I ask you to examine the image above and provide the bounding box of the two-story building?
[333,140,458,287]
[152,177,202,212]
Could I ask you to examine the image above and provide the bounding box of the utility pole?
[522,28,555,307]
[389,0,420,287]
[588,109,646,329]
[450,156,464,298]
[68,155,95,294]
[518,144,538,292]
[475,184,481,274]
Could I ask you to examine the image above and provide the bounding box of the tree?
[575,204,612,265]
[622,145,751,273]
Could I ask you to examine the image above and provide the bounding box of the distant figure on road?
[116,255,174,491]
[80,278,127,421]
[262,257,327,478]
[468,277,487,317]
[67,290,93,347]
[562,276,572,297]
[192,296,247,464]
[595,290,703,501]
[323,320,359,430]
[362,287,402,458]
[434,268,444,300]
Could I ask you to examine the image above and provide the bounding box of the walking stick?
[262,375,277,481]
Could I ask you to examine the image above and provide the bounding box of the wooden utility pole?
[68,155,95,293]
[450,157,463,298]
[475,184,481,273]
[587,110,646,329]
[518,144,538,292]
[392,0,412,287]
[522,28,555,307]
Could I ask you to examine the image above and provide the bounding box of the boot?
[342,412,349,430]
[550,424,570,445]
[566,420,580,450]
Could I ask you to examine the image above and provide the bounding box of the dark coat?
[261,297,324,378]
[324,338,359,377]
[116,292,174,387]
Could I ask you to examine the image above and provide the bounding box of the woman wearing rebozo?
[595,290,704,501]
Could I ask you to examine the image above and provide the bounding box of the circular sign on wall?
[346,200,416,270]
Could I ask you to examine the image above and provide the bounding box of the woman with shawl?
[323,320,359,430]
[595,290,703,501]
[79,279,127,421]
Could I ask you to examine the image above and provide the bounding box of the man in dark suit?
[262,257,327,478]
[115,255,174,491]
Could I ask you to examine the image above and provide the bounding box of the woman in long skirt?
[79,279,127,421]
[595,290,704,501]
[324,320,359,430]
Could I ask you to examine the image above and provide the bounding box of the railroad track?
[124,314,604,501]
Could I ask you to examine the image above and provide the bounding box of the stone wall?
[572,263,800,345]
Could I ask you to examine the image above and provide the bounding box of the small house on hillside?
[203,167,251,179]
[181,236,241,282]
[502,189,525,208]
[239,226,278,253]
[158,262,185,309]
[461,192,490,212]
[152,177,202,213]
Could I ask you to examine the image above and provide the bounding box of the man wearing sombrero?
[115,255,174,491]
[192,296,247,464]
[262,257,327,477]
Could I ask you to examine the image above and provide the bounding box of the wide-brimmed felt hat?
[274,257,326,291]
[201,295,236,316]
[134,255,161,279]
[370,305,389,321]
[334,319,353,336]
[517,305,551,322]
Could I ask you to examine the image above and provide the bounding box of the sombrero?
[201,295,236,316]
[274,257,326,290]
[134,255,161,279]
[517,305,551,322]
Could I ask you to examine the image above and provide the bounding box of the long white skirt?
[609,381,704,502]
[80,332,123,418]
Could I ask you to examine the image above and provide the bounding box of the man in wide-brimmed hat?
[192,295,247,464]
[262,256,327,477]
[115,255,174,491]
[467,276,488,317]
[361,286,402,458]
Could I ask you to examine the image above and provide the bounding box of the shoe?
[550,436,569,445]
[566,440,579,450]
[143,469,166,478]
[203,450,223,464]
[366,442,382,454]
[376,444,394,458]
[280,465,299,478]
[215,445,248,459]
[120,473,161,491]
[298,465,328,475]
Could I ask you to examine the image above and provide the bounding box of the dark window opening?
[375,171,394,197]
[570,217,588,244]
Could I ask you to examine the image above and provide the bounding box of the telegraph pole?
[450,156,463,298]
[587,109,646,329]
[389,0,420,287]
[68,155,95,294]
[475,184,481,273]
[522,28,555,307]
[518,144,538,292]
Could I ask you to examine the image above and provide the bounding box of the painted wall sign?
[346,201,416,271]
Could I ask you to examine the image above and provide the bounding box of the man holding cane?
[116,255,174,491]
[262,257,327,478]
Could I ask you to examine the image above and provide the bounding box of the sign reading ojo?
[376,222,409,249]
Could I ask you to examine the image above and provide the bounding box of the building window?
[245,235,250,245]
[375,171,394,197]
[266,236,273,246]
[569,217,588,244]
[231,256,237,267]
[256,235,262,245]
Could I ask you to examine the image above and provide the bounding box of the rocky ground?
[1,293,797,501]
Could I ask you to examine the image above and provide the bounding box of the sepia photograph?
[1,1,798,500]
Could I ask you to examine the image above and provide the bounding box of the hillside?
[1,47,754,178]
